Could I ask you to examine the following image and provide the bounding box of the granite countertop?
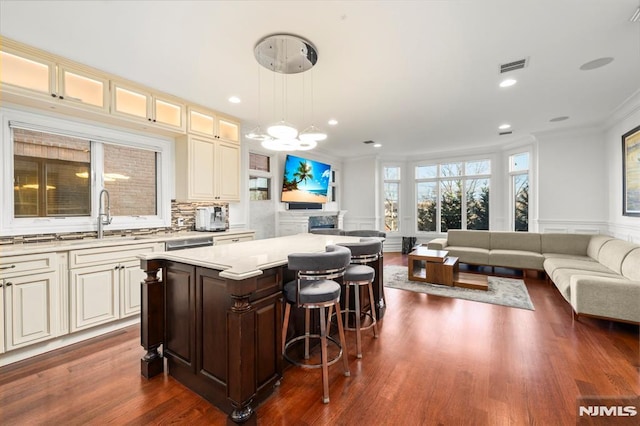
[0,229,255,257]
[139,233,365,280]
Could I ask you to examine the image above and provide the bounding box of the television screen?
[281,154,331,203]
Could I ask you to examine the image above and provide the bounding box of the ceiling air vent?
[500,58,528,73]
[499,131,513,136]
[363,140,375,144]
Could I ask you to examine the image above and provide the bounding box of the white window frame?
[248,151,273,202]
[382,163,402,234]
[0,107,172,236]
[414,158,492,234]
[507,150,531,232]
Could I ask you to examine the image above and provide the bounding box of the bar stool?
[282,244,352,404]
[335,238,382,359]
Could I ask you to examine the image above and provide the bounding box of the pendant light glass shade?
[299,125,327,142]
[245,126,272,141]
[295,139,318,150]
[267,121,298,139]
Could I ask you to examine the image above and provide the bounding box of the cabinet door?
[188,136,216,200]
[70,265,119,332]
[0,281,5,354]
[4,272,58,350]
[164,262,196,370]
[215,141,241,201]
[120,260,145,318]
[58,65,109,111]
[0,48,55,97]
[153,96,185,130]
[187,107,216,137]
[112,82,151,120]
[217,117,240,143]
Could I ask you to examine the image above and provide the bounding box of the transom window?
[416,160,491,233]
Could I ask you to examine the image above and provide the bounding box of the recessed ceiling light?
[499,78,517,88]
[498,124,511,130]
[549,116,570,122]
[373,143,382,148]
[579,57,614,71]
[328,119,338,126]
[228,96,241,104]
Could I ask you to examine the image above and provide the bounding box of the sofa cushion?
[444,246,489,265]
[544,257,609,277]
[586,235,615,260]
[447,230,490,249]
[541,233,591,257]
[551,269,623,302]
[621,248,640,281]
[543,253,594,261]
[489,250,544,270]
[490,232,541,252]
[598,240,639,274]
[570,276,640,323]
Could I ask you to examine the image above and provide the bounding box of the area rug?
[383,265,535,311]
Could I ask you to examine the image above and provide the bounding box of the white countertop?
[0,229,254,257]
[139,233,365,280]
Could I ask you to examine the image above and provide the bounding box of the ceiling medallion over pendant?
[245,34,327,151]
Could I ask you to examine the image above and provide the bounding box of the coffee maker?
[195,206,228,231]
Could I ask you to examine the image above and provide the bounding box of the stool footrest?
[283,335,344,369]
[340,309,377,332]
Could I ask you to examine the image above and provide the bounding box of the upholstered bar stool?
[282,244,352,403]
[335,238,382,359]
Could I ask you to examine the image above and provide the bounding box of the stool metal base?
[283,334,346,369]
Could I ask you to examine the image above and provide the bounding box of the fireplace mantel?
[277,210,346,236]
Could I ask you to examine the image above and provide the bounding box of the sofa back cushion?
[621,248,640,281]
[490,232,541,252]
[447,230,490,249]
[540,233,591,256]
[598,240,639,274]
[586,235,614,260]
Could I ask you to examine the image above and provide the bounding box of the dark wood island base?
[138,234,385,424]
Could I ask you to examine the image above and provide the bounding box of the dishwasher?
[165,236,214,251]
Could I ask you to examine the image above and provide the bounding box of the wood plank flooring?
[0,253,638,425]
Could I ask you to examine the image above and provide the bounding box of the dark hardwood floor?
[1,253,638,425]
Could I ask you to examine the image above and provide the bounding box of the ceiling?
[1,1,639,159]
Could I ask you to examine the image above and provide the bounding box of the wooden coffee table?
[408,246,488,290]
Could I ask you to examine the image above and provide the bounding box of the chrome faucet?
[97,189,112,239]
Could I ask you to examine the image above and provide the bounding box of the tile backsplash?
[0,200,229,245]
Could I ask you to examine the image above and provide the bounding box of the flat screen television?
[281,154,331,204]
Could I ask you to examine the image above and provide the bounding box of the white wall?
[341,156,380,231]
[605,91,640,242]
[534,127,609,234]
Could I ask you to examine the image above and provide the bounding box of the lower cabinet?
[163,262,282,411]
[2,271,59,352]
[69,242,163,332]
[1,252,64,354]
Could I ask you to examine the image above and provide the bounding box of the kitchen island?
[138,233,385,424]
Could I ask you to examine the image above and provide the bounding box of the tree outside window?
[416,160,490,232]
[384,166,400,232]
[510,152,529,231]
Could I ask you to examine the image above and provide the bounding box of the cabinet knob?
[51,93,57,98]
[59,95,64,99]
[0,264,16,270]
[5,282,12,287]
[148,118,152,121]
[114,265,119,270]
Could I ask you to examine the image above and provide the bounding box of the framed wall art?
[622,124,640,217]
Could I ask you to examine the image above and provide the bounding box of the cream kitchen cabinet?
[68,242,163,332]
[212,232,255,245]
[111,82,186,132]
[175,135,241,202]
[0,44,110,113]
[187,106,240,143]
[0,252,65,353]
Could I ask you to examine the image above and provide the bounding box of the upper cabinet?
[187,106,240,143]
[112,82,185,132]
[1,47,109,112]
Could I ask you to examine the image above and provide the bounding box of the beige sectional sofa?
[427,230,640,324]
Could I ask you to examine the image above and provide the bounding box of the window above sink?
[0,107,172,237]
